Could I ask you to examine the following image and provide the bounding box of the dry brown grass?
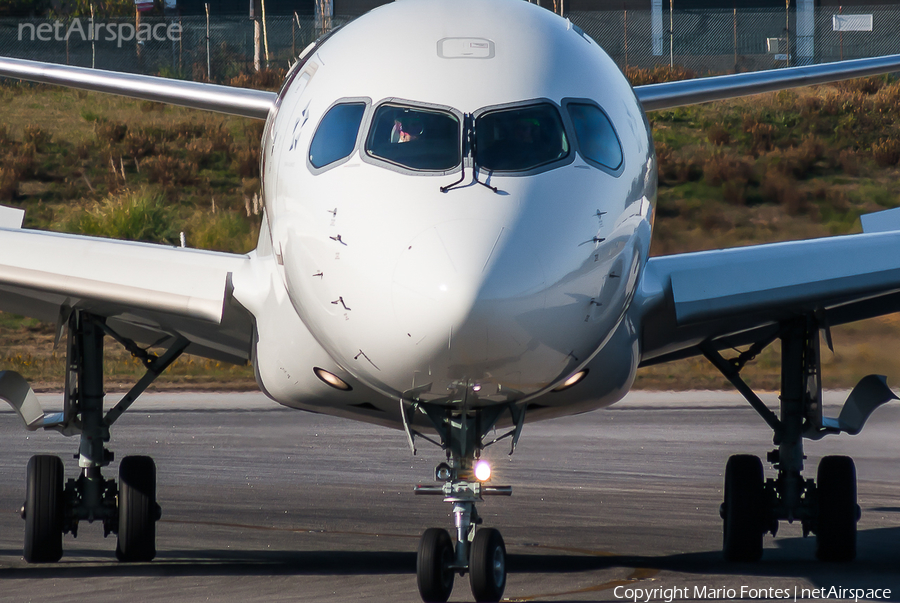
[142,154,200,187]
[872,138,900,167]
[625,64,697,86]
[95,121,128,145]
[231,145,260,179]
[703,151,755,188]
[707,124,731,146]
[228,68,287,91]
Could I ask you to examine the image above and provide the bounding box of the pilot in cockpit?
[391,116,424,143]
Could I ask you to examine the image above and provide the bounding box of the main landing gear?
[403,400,520,602]
[703,315,894,562]
[11,310,186,562]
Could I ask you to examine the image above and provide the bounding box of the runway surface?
[2,390,900,602]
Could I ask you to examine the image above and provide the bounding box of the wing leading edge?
[637,228,900,366]
[635,54,900,112]
[0,56,275,120]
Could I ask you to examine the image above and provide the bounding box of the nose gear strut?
[408,401,520,603]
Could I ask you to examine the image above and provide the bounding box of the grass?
[637,72,900,391]
[2,70,900,392]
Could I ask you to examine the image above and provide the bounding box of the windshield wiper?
[441,113,498,194]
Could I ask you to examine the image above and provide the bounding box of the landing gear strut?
[705,315,891,562]
[17,310,185,562]
[406,401,519,602]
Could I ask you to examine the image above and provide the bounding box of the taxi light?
[313,367,352,391]
[474,459,492,482]
[552,369,589,392]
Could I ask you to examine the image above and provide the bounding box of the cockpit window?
[309,102,366,169]
[567,103,623,170]
[474,104,569,172]
[365,104,461,171]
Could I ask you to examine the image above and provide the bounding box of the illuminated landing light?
[552,369,589,392]
[474,459,492,482]
[313,367,352,391]
[472,384,482,392]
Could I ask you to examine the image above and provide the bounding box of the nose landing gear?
[405,401,520,602]
[415,459,511,602]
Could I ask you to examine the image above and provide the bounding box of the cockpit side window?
[566,102,623,171]
[365,104,461,171]
[309,102,367,169]
[474,104,569,172]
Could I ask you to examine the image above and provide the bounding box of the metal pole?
[179,14,183,73]
[839,5,843,61]
[669,0,674,68]
[292,11,296,57]
[135,7,142,61]
[205,3,211,80]
[261,0,270,70]
[785,0,790,67]
[624,5,628,70]
[733,5,737,70]
[90,3,95,69]
[252,0,261,72]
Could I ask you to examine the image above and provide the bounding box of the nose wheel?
[469,527,507,602]
[414,463,512,603]
[405,399,520,603]
[417,528,455,602]
[416,522,508,603]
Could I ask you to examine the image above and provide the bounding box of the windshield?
[309,102,367,169]
[365,104,461,171]
[474,104,569,172]
[567,103,622,170]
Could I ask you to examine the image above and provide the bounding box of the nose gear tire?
[417,527,455,602]
[469,527,506,602]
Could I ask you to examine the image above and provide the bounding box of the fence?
[573,5,900,74]
[0,4,899,81]
[0,14,354,82]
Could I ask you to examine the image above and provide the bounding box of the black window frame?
[471,99,574,176]
[561,98,625,177]
[306,97,372,175]
[361,99,464,177]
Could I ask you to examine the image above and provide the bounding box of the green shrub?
[186,210,257,253]
[61,186,179,244]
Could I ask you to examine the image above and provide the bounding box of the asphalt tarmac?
[2,390,900,602]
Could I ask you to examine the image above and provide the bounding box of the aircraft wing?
[634,54,900,111]
[0,216,254,364]
[0,56,275,119]
[637,212,900,366]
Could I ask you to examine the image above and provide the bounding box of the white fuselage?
[235,0,656,429]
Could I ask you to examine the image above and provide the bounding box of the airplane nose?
[392,219,549,389]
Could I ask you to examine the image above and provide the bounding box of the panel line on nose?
[482,227,505,274]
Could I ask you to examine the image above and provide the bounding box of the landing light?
[313,367,352,391]
[474,459,492,482]
[552,369,589,392]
